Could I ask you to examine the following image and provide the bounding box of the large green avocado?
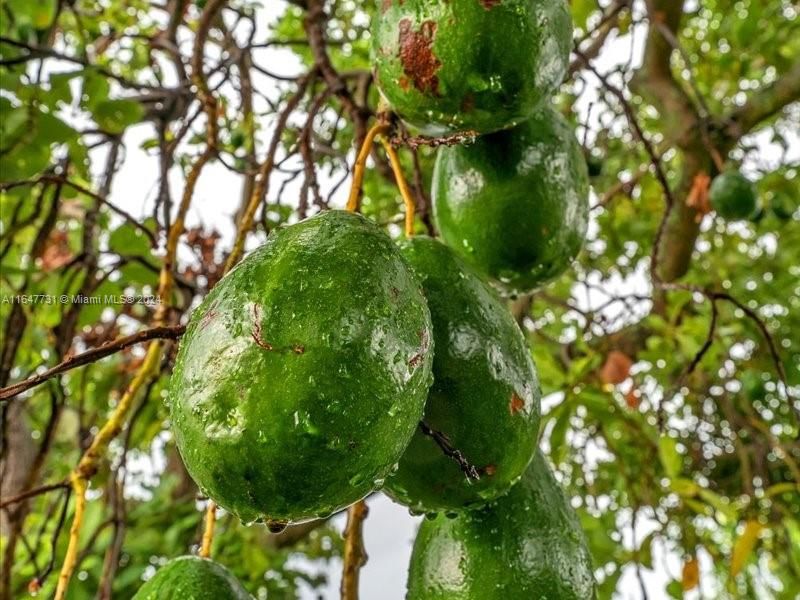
[384,237,541,513]
[169,211,434,525]
[432,105,590,295]
[372,0,572,135]
[132,556,253,599]
[709,170,758,220]
[407,451,595,600]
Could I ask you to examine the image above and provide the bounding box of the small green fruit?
[169,211,433,525]
[384,237,541,513]
[709,170,758,221]
[372,0,572,135]
[407,452,595,600]
[432,105,589,295]
[132,556,252,599]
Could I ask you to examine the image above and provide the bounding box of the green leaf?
[108,222,152,258]
[658,435,681,479]
[48,70,82,105]
[91,99,145,133]
[7,0,57,29]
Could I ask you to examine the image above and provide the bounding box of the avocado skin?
[384,237,541,512]
[709,170,758,220]
[407,452,595,600]
[372,0,572,136]
[132,556,253,599]
[432,106,589,295]
[169,211,433,525]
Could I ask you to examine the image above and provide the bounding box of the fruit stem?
[346,122,390,213]
[199,501,217,558]
[419,421,481,481]
[379,136,416,238]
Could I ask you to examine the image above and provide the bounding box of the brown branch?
[340,500,368,600]
[0,481,68,510]
[389,130,479,150]
[0,325,185,402]
[0,36,167,91]
[304,0,368,147]
[225,70,315,270]
[568,0,630,76]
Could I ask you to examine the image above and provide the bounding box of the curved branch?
[724,61,800,141]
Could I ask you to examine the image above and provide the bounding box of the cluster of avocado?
[141,1,594,598]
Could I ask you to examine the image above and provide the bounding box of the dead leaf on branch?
[686,171,712,221]
[600,350,633,385]
[682,556,700,591]
[40,230,74,272]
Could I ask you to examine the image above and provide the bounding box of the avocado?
[372,0,572,135]
[432,105,589,295]
[384,237,540,513]
[407,451,595,599]
[169,211,434,525]
[709,170,758,221]
[132,556,253,599]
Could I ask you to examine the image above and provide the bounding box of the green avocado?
[407,451,595,600]
[169,210,433,525]
[432,105,589,295]
[384,237,541,513]
[709,170,758,220]
[372,0,572,135]
[132,556,253,599]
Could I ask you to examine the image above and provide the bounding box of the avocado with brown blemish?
[384,237,541,513]
[372,0,572,135]
[169,211,434,525]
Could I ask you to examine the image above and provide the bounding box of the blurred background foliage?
[0,0,798,598]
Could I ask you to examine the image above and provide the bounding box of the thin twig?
[0,481,69,509]
[389,130,477,150]
[0,325,185,402]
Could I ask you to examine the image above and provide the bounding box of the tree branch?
[724,61,800,140]
[340,500,368,600]
[0,325,185,402]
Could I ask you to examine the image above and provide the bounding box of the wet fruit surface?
[709,170,758,220]
[432,105,589,295]
[407,451,595,599]
[384,237,540,512]
[372,0,572,135]
[132,556,253,599]
[169,211,433,524]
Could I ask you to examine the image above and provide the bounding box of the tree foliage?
[0,0,798,598]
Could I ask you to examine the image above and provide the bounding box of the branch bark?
[340,500,368,600]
